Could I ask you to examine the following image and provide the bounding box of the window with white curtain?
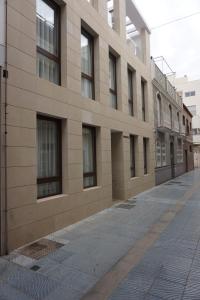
[109,53,117,109]
[156,133,166,167]
[37,115,62,199]
[83,126,97,188]
[36,0,60,84]
[81,29,94,99]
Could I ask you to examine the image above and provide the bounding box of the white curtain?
[83,127,95,187]
[37,118,60,198]
[37,53,59,84]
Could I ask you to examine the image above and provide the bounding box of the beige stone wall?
[5,0,155,251]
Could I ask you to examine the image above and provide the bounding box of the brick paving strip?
[82,181,200,300]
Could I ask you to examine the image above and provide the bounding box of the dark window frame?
[141,79,146,121]
[109,52,117,109]
[143,137,148,175]
[36,0,61,84]
[37,114,62,199]
[130,135,136,177]
[128,69,134,116]
[81,28,95,100]
[83,125,97,189]
[183,115,185,125]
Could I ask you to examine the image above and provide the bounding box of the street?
[1,169,200,299]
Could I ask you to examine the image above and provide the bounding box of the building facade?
[182,104,194,172]
[152,60,192,185]
[0,0,155,253]
[173,76,200,168]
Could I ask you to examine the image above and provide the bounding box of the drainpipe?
[0,0,8,255]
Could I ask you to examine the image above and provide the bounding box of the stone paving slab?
[1,170,200,299]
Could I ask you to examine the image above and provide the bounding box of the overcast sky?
[134,0,200,80]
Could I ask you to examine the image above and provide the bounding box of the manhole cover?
[18,238,64,260]
[116,203,136,210]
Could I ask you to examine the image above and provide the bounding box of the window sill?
[37,194,67,203]
[130,176,139,181]
[83,186,101,192]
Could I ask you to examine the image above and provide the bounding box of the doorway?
[111,131,124,201]
[185,150,188,172]
[170,142,175,178]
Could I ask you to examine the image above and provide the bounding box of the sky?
[134,0,200,80]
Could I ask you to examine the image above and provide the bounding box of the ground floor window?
[143,137,148,174]
[130,135,136,177]
[37,115,62,199]
[156,133,166,167]
[83,126,97,188]
[177,138,183,163]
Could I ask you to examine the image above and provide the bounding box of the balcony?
[125,0,150,63]
[152,59,182,108]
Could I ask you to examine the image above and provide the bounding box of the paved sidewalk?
[1,170,200,299]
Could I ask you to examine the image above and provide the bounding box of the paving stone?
[182,280,200,300]
[5,267,59,300]
[45,265,98,291]
[148,278,184,300]
[0,282,33,300]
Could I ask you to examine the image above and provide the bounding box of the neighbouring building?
[152,59,193,185]
[0,0,155,253]
[182,104,194,172]
[173,76,200,168]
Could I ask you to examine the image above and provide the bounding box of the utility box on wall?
[0,0,5,67]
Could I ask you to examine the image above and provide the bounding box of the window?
[36,0,60,85]
[81,29,94,99]
[107,0,114,28]
[156,133,166,167]
[130,135,136,177]
[157,94,161,126]
[183,115,185,126]
[141,79,146,121]
[169,105,172,129]
[128,69,134,116]
[190,145,192,152]
[186,119,189,135]
[190,122,192,131]
[109,53,117,109]
[185,91,195,97]
[83,126,97,188]
[177,112,180,132]
[143,138,148,174]
[177,139,183,163]
[188,105,196,116]
[37,115,62,199]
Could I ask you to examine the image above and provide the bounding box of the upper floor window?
[36,0,60,85]
[109,53,117,109]
[128,69,134,116]
[81,29,94,99]
[183,115,185,126]
[107,0,114,28]
[185,91,195,97]
[37,115,62,199]
[177,112,180,132]
[141,79,146,121]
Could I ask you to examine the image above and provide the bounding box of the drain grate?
[116,203,136,210]
[18,238,64,260]
[30,265,40,271]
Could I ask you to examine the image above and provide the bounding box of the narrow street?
[1,169,200,300]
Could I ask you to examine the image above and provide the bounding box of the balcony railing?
[152,61,182,107]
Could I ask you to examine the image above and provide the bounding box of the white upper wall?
[174,76,200,116]
[0,0,5,66]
